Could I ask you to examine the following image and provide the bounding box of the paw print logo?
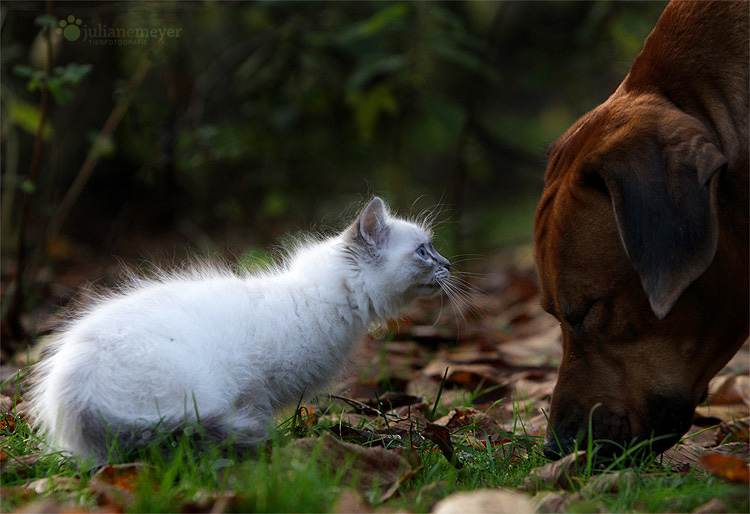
[56,15,82,42]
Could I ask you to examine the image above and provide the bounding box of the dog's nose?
[543,416,581,461]
[543,437,576,461]
[544,404,632,461]
[544,394,695,462]
[644,393,695,451]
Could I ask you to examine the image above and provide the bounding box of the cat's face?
[346,197,450,302]
[386,219,450,297]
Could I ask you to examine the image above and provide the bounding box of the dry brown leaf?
[532,491,570,513]
[182,490,240,513]
[523,450,587,490]
[90,462,148,509]
[0,395,13,412]
[332,489,371,513]
[715,417,750,444]
[0,453,40,477]
[495,327,562,368]
[405,374,442,401]
[421,361,504,391]
[378,464,424,504]
[25,476,80,495]
[296,434,415,490]
[431,489,534,514]
[694,403,750,422]
[433,407,514,448]
[692,498,729,513]
[663,441,705,472]
[666,441,750,473]
[365,391,425,411]
[424,422,463,469]
[580,470,638,496]
[699,453,750,484]
[0,413,16,432]
[682,424,722,448]
[708,374,750,405]
[10,497,67,514]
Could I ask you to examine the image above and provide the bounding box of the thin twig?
[6,0,53,341]
[44,53,154,250]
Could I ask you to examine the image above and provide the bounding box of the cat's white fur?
[30,197,450,464]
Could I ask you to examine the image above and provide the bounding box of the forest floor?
[1,247,748,513]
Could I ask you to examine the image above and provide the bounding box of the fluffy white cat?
[30,197,451,464]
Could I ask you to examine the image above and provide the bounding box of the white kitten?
[30,197,450,464]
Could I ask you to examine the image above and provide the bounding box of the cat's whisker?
[445,254,485,265]
[438,273,485,323]
[437,277,476,325]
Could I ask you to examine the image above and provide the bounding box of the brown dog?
[534,1,748,459]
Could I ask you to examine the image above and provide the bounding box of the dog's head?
[534,93,748,459]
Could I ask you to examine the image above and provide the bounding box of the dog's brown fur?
[534,1,749,458]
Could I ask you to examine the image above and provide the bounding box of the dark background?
[1,0,667,345]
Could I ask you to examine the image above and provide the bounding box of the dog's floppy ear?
[593,122,726,319]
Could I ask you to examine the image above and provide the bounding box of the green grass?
[128,434,352,512]
[566,471,748,513]
[2,375,747,513]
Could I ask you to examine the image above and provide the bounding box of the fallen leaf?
[405,374,442,402]
[433,407,514,448]
[329,424,401,447]
[699,453,750,484]
[421,361,504,391]
[431,489,534,514]
[708,374,750,405]
[523,450,587,490]
[328,394,382,417]
[366,391,425,412]
[532,491,569,513]
[424,422,463,469]
[296,434,415,490]
[0,395,13,412]
[0,413,16,432]
[10,497,64,514]
[378,464,424,504]
[663,441,705,472]
[692,497,729,513]
[89,462,147,509]
[408,325,457,343]
[25,476,80,495]
[715,417,750,445]
[495,326,561,367]
[0,453,40,476]
[182,490,240,513]
[694,403,750,422]
[332,489,371,513]
[580,470,638,495]
[298,403,316,423]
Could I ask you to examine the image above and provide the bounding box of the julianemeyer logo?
[56,14,182,45]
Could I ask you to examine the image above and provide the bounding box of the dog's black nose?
[543,442,570,461]
[543,432,577,461]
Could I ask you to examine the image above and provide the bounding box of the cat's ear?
[358,197,389,248]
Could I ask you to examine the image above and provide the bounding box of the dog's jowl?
[534,1,749,459]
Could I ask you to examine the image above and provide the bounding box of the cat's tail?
[30,374,177,466]
[34,401,269,466]
[29,337,270,466]
[31,376,270,466]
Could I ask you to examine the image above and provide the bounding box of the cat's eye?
[416,245,428,259]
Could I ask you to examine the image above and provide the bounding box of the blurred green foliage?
[1,1,666,260]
